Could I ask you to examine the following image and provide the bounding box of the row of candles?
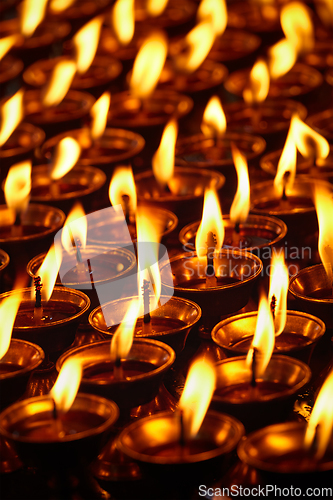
[0,0,333,497]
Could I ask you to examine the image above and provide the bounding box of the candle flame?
[20,0,48,37]
[33,244,63,302]
[0,35,20,60]
[61,202,87,253]
[136,206,163,304]
[304,369,333,459]
[246,292,275,378]
[201,96,226,138]
[50,358,82,413]
[49,0,75,13]
[42,59,77,107]
[152,119,177,189]
[0,290,23,360]
[313,184,333,284]
[230,143,250,225]
[290,115,330,162]
[195,187,224,259]
[4,161,31,216]
[243,59,270,105]
[0,89,24,147]
[268,39,297,79]
[130,31,167,99]
[51,137,81,180]
[112,0,135,44]
[197,0,227,36]
[174,21,215,73]
[90,91,111,140]
[110,299,140,361]
[73,16,103,74]
[109,165,137,216]
[179,357,216,439]
[273,126,296,199]
[146,0,169,17]
[281,1,314,55]
[268,252,289,336]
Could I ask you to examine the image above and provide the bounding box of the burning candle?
[3,161,31,238]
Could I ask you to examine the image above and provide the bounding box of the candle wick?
[52,398,65,439]
[75,238,83,263]
[251,348,257,388]
[122,194,131,225]
[142,279,151,324]
[282,171,290,201]
[206,231,217,286]
[14,212,21,226]
[52,398,58,420]
[179,409,185,448]
[87,258,95,290]
[235,222,240,234]
[34,275,42,308]
[113,356,124,380]
[270,294,276,320]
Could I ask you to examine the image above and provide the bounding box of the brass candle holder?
[116,410,244,485]
[27,245,137,313]
[211,310,326,364]
[211,355,311,431]
[23,89,95,138]
[0,248,10,283]
[0,55,23,95]
[289,264,333,329]
[30,164,107,213]
[307,109,333,143]
[134,0,196,31]
[260,146,333,183]
[135,167,225,222]
[302,40,333,71]
[237,422,333,488]
[227,0,281,37]
[23,55,122,94]
[1,287,90,357]
[0,338,44,410]
[0,393,119,468]
[40,127,145,170]
[46,0,111,22]
[225,63,323,101]
[160,250,263,331]
[207,29,261,70]
[88,295,202,354]
[179,214,287,267]
[56,339,175,410]
[86,206,178,244]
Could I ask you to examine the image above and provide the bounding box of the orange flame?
[90,91,111,140]
[195,187,224,259]
[290,115,330,162]
[281,2,314,55]
[51,137,81,180]
[243,59,270,104]
[130,31,167,99]
[33,244,62,302]
[136,206,163,304]
[42,59,77,107]
[268,252,289,336]
[73,16,103,74]
[0,89,24,146]
[0,35,20,60]
[273,126,296,198]
[20,0,48,37]
[112,0,135,45]
[0,290,23,360]
[61,202,87,253]
[179,357,216,439]
[197,0,227,36]
[313,184,333,284]
[4,161,31,216]
[246,293,275,378]
[49,0,75,13]
[268,39,297,79]
[230,143,250,224]
[50,358,82,413]
[304,369,333,459]
[175,21,215,73]
[201,96,226,138]
[152,119,178,189]
[146,0,168,17]
[109,165,137,216]
[110,299,140,361]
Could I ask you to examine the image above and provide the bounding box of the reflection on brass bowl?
[0,55,23,85]
[0,248,10,278]
[307,109,333,143]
